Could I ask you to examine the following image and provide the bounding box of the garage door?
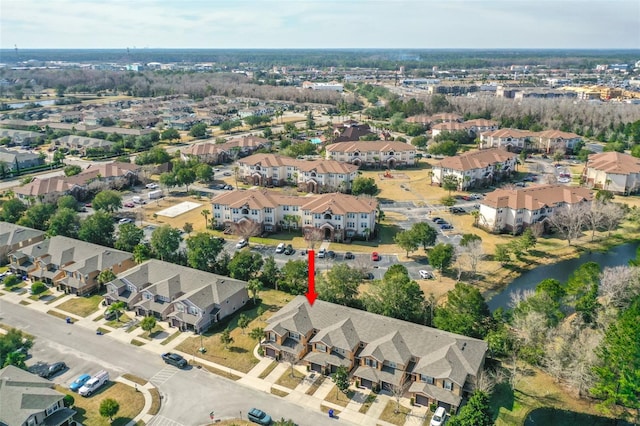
[360,379,373,389]
[266,348,276,358]
[415,395,429,407]
[311,363,323,373]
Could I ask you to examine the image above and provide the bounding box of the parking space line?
[150,366,177,386]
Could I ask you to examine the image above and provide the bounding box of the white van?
[79,370,109,397]
[275,243,285,253]
[430,407,447,426]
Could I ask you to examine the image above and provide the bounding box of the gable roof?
[0,147,42,164]
[436,148,517,172]
[586,151,640,175]
[480,128,535,139]
[266,296,487,384]
[482,184,593,210]
[0,223,45,248]
[326,140,415,154]
[239,153,359,175]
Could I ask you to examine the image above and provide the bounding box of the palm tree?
[233,165,240,189]
[201,209,210,230]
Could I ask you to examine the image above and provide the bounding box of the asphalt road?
[0,300,350,426]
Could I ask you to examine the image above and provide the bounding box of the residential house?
[431,119,498,138]
[0,147,44,173]
[478,184,593,233]
[333,122,375,142]
[182,136,270,164]
[263,296,487,413]
[0,223,45,264]
[104,260,249,333]
[325,141,416,168]
[9,236,135,295]
[582,151,640,194]
[479,128,535,151]
[54,135,115,156]
[0,129,42,147]
[0,365,76,426]
[238,153,359,192]
[211,190,378,241]
[535,130,582,154]
[431,148,518,190]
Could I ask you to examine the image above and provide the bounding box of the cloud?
[1,0,638,48]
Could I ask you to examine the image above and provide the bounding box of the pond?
[488,241,640,311]
[5,99,56,108]
[525,407,633,425]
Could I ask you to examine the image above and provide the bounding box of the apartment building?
[9,236,135,295]
[431,148,518,190]
[211,190,378,242]
[325,141,416,168]
[182,135,271,164]
[263,297,487,413]
[479,128,534,151]
[237,153,359,192]
[536,130,582,153]
[104,260,248,334]
[582,151,640,195]
[478,184,593,233]
[431,119,498,138]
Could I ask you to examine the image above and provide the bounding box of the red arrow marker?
[305,249,317,306]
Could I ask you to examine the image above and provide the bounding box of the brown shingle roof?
[480,128,535,139]
[240,153,358,174]
[586,151,640,175]
[482,184,593,210]
[436,148,516,171]
[326,140,415,154]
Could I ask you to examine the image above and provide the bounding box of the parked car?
[223,171,232,176]
[69,374,92,392]
[119,218,134,224]
[247,408,272,425]
[449,207,465,214]
[78,370,109,397]
[434,218,447,225]
[431,217,443,223]
[236,239,248,249]
[326,250,336,259]
[39,362,66,378]
[419,270,435,280]
[146,183,159,189]
[363,272,375,280]
[440,224,454,230]
[284,244,294,255]
[162,352,188,368]
[344,252,354,260]
[275,243,285,253]
[430,407,447,426]
[318,248,326,258]
[371,252,380,261]
[123,202,135,208]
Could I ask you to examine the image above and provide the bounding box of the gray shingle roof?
[0,223,44,248]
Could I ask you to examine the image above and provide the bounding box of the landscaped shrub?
[3,275,20,288]
[31,281,47,295]
[429,403,437,412]
[63,394,75,407]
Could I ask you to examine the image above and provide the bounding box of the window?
[421,375,434,384]
[293,206,298,212]
[265,207,273,213]
[444,380,453,390]
[251,209,258,215]
[387,361,397,369]
[290,332,300,340]
[188,306,199,315]
[232,208,239,214]
[316,343,326,352]
[176,303,184,312]
[360,214,368,219]
[45,403,59,416]
[365,358,378,368]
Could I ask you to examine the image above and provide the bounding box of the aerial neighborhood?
[1,49,640,426]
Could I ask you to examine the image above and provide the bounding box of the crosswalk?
[147,415,185,426]
[150,366,178,386]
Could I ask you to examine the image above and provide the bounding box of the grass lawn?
[275,368,305,389]
[130,339,146,346]
[19,300,31,305]
[323,384,354,408]
[55,382,144,426]
[56,294,103,317]
[140,325,164,340]
[258,361,279,379]
[47,309,72,321]
[148,387,161,415]
[320,405,341,416]
[191,361,241,381]
[305,374,326,395]
[359,393,377,414]
[122,374,147,385]
[215,420,252,426]
[29,290,52,300]
[270,388,290,397]
[105,313,134,329]
[176,289,293,373]
[379,400,411,426]
[46,294,66,304]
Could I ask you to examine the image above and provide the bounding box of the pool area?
[310,138,322,144]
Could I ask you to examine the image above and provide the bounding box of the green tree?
[591,296,640,420]
[188,123,208,138]
[97,269,117,286]
[3,275,21,288]
[93,190,122,212]
[63,165,82,176]
[133,244,151,264]
[433,283,492,339]
[280,260,308,294]
[363,270,426,324]
[519,228,537,252]
[115,223,144,252]
[3,351,27,369]
[18,203,56,230]
[195,163,213,182]
[441,174,459,195]
[159,172,177,190]
[99,398,120,422]
[247,279,262,304]
[429,140,459,157]
[260,256,281,290]
[332,365,350,400]
[535,278,566,301]
[140,316,157,333]
[0,198,27,223]
[429,243,455,274]
[106,301,127,322]
[150,225,181,261]
[30,281,47,295]
[460,233,482,246]
[448,391,493,426]
[249,327,264,343]
[394,229,419,257]
[185,232,225,271]
[200,209,210,230]
[78,211,115,247]
[316,263,361,307]
[220,327,233,350]
[412,222,438,250]
[411,135,428,148]
[494,244,511,265]
[161,128,181,142]
[237,313,250,334]
[228,251,264,281]
[56,195,79,211]
[47,208,80,238]
[351,176,379,196]
[176,167,196,192]
[0,328,33,368]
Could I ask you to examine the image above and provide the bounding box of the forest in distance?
[1,48,639,69]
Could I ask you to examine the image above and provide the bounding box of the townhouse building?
[535,130,582,153]
[55,135,115,156]
[0,147,44,172]
[0,223,45,264]
[431,148,517,190]
[104,260,249,334]
[478,184,593,233]
[9,236,135,295]
[182,136,270,164]
[211,190,378,242]
[0,129,43,147]
[325,141,416,168]
[479,128,534,151]
[431,119,498,138]
[237,153,359,193]
[0,365,77,426]
[582,151,640,195]
[263,297,487,413]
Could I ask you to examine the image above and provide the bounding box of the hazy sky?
[1,0,639,49]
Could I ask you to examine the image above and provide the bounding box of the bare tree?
[304,227,325,251]
[599,265,640,310]
[586,201,607,241]
[475,370,497,395]
[599,202,626,235]
[508,288,535,309]
[545,203,590,246]
[461,240,484,279]
[236,220,262,242]
[280,350,298,378]
[385,380,410,414]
